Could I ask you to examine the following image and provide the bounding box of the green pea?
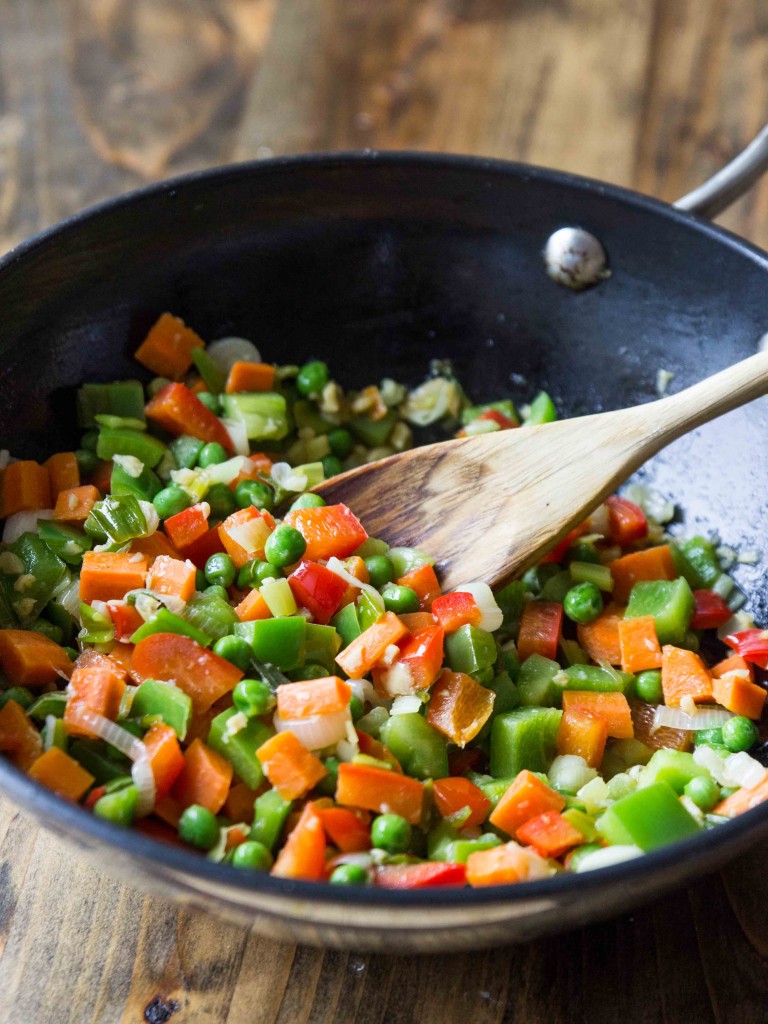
[722,716,760,753]
[93,785,139,827]
[328,428,354,459]
[195,569,208,592]
[265,524,307,567]
[370,813,412,854]
[231,840,273,871]
[75,448,100,476]
[684,775,719,813]
[233,678,275,717]
[563,582,603,624]
[197,392,221,414]
[381,584,420,615]
[694,727,724,747]
[235,479,274,511]
[289,493,326,511]
[349,695,365,722]
[206,482,238,521]
[153,485,192,520]
[212,635,253,672]
[322,455,344,479]
[0,687,34,711]
[330,863,369,885]
[205,552,236,589]
[178,804,220,851]
[364,555,395,589]
[634,669,663,703]
[296,360,330,397]
[204,584,230,601]
[198,442,228,468]
[237,558,280,590]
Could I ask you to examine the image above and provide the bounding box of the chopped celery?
[131,679,192,739]
[208,707,273,788]
[600,738,654,780]
[524,391,557,424]
[379,713,449,780]
[77,380,145,428]
[348,410,398,447]
[94,414,147,431]
[561,807,599,841]
[220,393,288,441]
[624,577,694,645]
[85,493,147,545]
[485,671,519,716]
[352,538,389,559]
[445,835,503,863]
[191,348,227,393]
[569,561,613,592]
[10,533,67,627]
[489,707,562,777]
[183,594,239,642]
[37,520,92,567]
[130,608,212,647]
[96,428,167,468]
[596,782,700,850]
[561,664,634,695]
[518,654,562,707]
[234,616,307,671]
[468,773,515,808]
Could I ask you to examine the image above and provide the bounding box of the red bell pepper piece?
[374,862,467,889]
[517,601,563,661]
[371,624,445,695]
[106,601,144,642]
[447,746,485,777]
[146,382,234,452]
[163,502,210,551]
[516,810,585,858]
[478,409,518,430]
[178,523,227,568]
[431,591,482,633]
[288,560,348,624]
[724,629,768,670]
[690,589,733,630]
[604,495,648,546]
[284,503,367,561]
[540,524,587,564]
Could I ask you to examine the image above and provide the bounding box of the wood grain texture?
[2,1,768,1021]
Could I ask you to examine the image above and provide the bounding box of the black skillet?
[2,131,768,952]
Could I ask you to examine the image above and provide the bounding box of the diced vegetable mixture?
[1,312,767,890]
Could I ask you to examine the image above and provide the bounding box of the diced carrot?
[712,654,754,683]
[146,555,197,602]
[143,722,186,801]
[44,451,80,498]
[177,523,226,569]
[609,544,677,604]
[224,361,276,394]
[163,503,211,552]
[661,645,714,706]
[712,672,767,720]
[556,709,608,767]
[0,699,44,771]
[489,769,565,837]
[335,611,408,679]
[431,592,482,633]
[79,550,148,603]
[618,615,662,673]
[53,484,101,522]
[399,612,439,633]
[256,731,327,800]
[218,507,273,568]
[396,564,442,610]
[284,503,367,561]
[134,312,204,379]
[105,641,135,677]
[64,651,127,736]
[146,382,234,452]
[171,738,233,814]
[714,773,768,818]
[336,762,425,824]
[131,633,243,715]
[234,588,272,622]
[0,629,73,688]
[316,806,371,852]
[577,602,625,665]
[516,810,585,858]
[0,460,51,517]
[517,601,563,661]
[130,531,181,567]
[371,625,444,697]
[276,676,351,719]
[28,747,94,801]
[90,460,114,495]
[561,690,634,739]
[223,782,262,824]
[466,841,547,886]
[272,802,327,881]
[433,777,491,827]
[426,669,495,747]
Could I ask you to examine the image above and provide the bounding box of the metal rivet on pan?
[543,227,611,290]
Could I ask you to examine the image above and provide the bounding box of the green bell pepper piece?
[331,603,362,647]
[315,756,340,797]
[561,663,634,695]
[130,678,193,739]
[561,807,598,841]
[27,692,68,721]
[10,532,67,627]
[208,707,273,789]
[110,462,163,501]
[490,707,562,778]
[169,435,205,470]
[235,616,306,671]
[191,349,227,393]
[130,607,211,647]
[445,624,497,677]
[36,520,92,567]
[96,428,167,468]
[42,717,68,752]
[494,579,526,633]
[348,410,398,447]
[0,574,17,628]
[304,623,342,672]
[379,713,449,780]
[249,789,293,851]
[596,781,701,850]
[86,493,148,546]
[485,671,519,716]
[445,835,503,863]
[467,773,515,808]
[525,391,557,424]
[77,380,145,428]
[624,577,694,645]
[356,591,382,631]
[639,749,709,794]
[671,536,721,589]
[517,654,561,707]
[93,784,139,827]
[427,819,460,860]
[461,400,519,426]
[539,570,572,603]
[69,740,130,783]
[220,393,289,441]
[183,594,239,642]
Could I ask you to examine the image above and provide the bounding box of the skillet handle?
[674,124,768,218]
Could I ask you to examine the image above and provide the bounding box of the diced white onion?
[623,483,676,524]
[390,694,423,716]
[586,503,610,536]
[576,776,610,813]
[737,549,760,565]
[356,706,390,734]
[273,708,352,750]
[374,661,416,697]
[718,610,755,640]
[574,846,644,873]
[693,745,729,784]
[722,751,768,790]
[652,705,735,732]
[52,574,82,622]
[112,454,144,478]
[349,678,385,708]
[655,368,675,396]
[204,456,253,486]
[0,551,25,574]
[2,509,54,544]
[226,516,271,557]
[66,708,145,760]
[325,557,385,614]
[548,754,597,793]
[137,501,160,537]
[206,336,262,372]
[131,754,157,817]
[271,461,310,493]
[223,711,250,739]
[332,852,374,870]
[220,417,250,456]
[452,582,503,633]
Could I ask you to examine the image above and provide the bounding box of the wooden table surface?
[2,2,768,1021]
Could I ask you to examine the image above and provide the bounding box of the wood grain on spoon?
[315,349,768,591]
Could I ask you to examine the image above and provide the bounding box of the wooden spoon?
[314,349,768,591]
